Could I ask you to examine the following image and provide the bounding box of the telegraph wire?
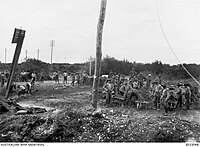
[156,0,200,86]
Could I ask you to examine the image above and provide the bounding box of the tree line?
[0,56,200,80]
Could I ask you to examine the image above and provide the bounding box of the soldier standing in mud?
[146,74,152,89]
[71,73,75,86]
[63,71,68,84]
[161,86,171,114]
[103,79,113,106]
[176,83,183,108]
[4,70,9,82]
[30,72,37,86]
[40,71,44,82]
[77,74,80,86]
[152,81,163,110]
[184,83,191,110]
[54,71,59,83]
[82,73,87,85]
[0,72,5,87]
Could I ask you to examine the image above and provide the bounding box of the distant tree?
[19,58,50,76]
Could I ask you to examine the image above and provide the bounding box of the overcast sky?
[0,0,200,65]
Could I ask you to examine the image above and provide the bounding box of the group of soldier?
[0,70,37,97]
[102,70,197,113]
[53,71,91,86]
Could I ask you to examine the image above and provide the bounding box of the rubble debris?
[0,108,200,142]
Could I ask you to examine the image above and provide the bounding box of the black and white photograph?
[0,0,200,145]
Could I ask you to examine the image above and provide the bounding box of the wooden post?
[37,49,39,60]
[91,0,107,108]
[50,40,55,65]
[25,49,27,60]
[5,29,25,99]
[89,56,92,76]
[5,48,6,63]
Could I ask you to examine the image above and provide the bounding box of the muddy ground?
[0,81,200,142]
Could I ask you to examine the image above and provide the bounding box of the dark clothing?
[1,75,5,87]
[106,91,112,105]
[176,90,183,108]
[71,75,75,86]
[64,76,67,84]
[154,92,161,109]
[77,75,80,86]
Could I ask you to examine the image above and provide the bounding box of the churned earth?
[0,81,199,142]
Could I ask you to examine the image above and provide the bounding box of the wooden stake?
[91,0,107,108]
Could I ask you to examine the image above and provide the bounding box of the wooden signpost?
[91,0,107,108]
[5,28,26,99]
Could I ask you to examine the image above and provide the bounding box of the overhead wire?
[156,0,200,86]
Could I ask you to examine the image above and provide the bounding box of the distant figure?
[40,71,44,82]
[146,74,152,89]
[176,83,183,108]
[108,70,113,79]
[63,71,68,84]
[30,72,36,86]
[155,74,162,85]
[0,72,5,87]
[77,74,80,86]
[71,74,75,86]
[20,70,27,82]
[82,73,87,85]
[54,72,59,83]
[184,83,191,110]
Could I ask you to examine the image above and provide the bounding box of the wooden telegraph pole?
[5,48,6,63]
[5,28,26,99]
[25,49,27,60]
[50,40,55,64]
[91,0,107,108]
[89,56,92,76]
[37,49,39,60]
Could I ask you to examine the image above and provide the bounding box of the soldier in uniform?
[119,80,133,105]
[71,73,75,86]
[161,85,176,114]
[184,83,191,110]
[176,83,183,108]
[30,72,37,86]
[0,72,5,87]
[76,74,80,86]
[63,71,68,84]
[103,79,113,105]
[152,81,163,110]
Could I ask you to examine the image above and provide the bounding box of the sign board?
[11,28,25,43]
[6,28,26,99]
